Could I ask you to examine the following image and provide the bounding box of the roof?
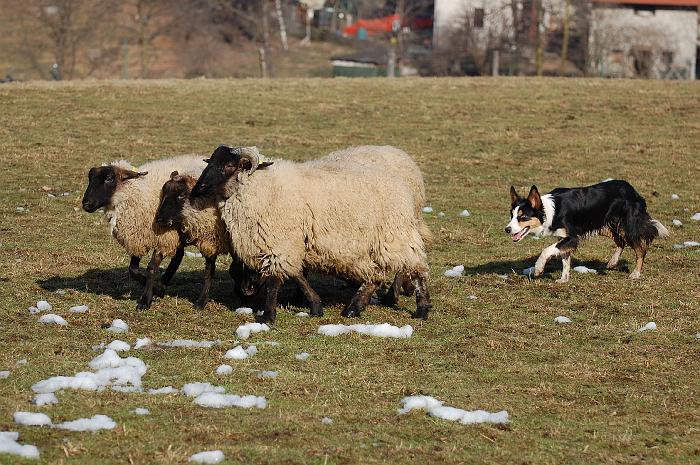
[592,0,700,6]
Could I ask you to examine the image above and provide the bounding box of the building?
[588,0,699,79]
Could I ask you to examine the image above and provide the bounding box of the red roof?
[592,0,700,6]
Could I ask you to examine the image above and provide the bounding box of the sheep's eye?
[178,193,187,200]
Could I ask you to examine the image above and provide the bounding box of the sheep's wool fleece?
[221,153,428,283]
[181,198,231,258]
[106,155,206,257]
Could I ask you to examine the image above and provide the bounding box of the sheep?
[155,171,258,309]
[82,154,206,309]
[190,145,432,324]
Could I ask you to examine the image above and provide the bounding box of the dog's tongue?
[512,228,528,242]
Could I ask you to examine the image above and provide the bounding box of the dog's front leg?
[534,243,560,277]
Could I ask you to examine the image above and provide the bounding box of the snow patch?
[216,364,233,375]
[69,305,89,313]
[638,322,657,332]
[133,408,149,415]
[106,340,130,352]
[443,265,464,278]
[224,345,257,360]
[0,370,9,379]
[17,359,27,365]
[398,395,509,425]
[671,194,679,200]
[182,382,225,397]
[554,316,572,324]
[321,417,333,425]
[234,307,253,315]
[14,412,52,426]
[189,450,225,464]
[134,337,153,349]
[160,339,219,348]
[106,319,129,333]
[421,206,433,213]
[185,251,203,258]
[0,431,40,459]
[235,322,270,340]
[459,210,471,217]
[258,370,278,378]
[318,323,413,339]
[148,386,178,395]
[522,266,535,277]
[295,312,310,317]
[36,301,52,312]
[38,314,67,326]
[672,219,683,227]
[295,352,310,362]
[33,393,58,407]
[193,392,267,409]
[573,265,597,274]
[691,212,700,221]
[55,414,116,432]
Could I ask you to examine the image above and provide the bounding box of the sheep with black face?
[191,145,432,324]
[82,155,206,309]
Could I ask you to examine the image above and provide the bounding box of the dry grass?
[1,77,699,464]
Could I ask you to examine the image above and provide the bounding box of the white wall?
[589,6,697,79]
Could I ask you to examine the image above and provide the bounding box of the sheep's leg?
[380,273,403,307]
[412,270,432,320]
[401,273,416,296]
[161,245,184,286]
[128,256,147,284]
[292,273,323,317]
[342,282,379,318]
[257,276,282,324]
[194,255,216,310]
[137,251,163,310]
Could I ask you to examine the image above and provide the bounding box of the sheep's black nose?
[505,226,512,234]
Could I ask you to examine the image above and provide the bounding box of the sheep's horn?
[236,146,260,174]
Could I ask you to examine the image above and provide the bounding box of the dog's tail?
[650,219,669,239]
[624,195,668,244]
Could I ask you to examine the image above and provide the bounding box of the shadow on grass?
[463,258,630,277]
[36,268,360,311]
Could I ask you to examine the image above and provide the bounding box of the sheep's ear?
[170,171,179,180]
[510,186,519,205]
[527,185,542,210]
[121,170,147,181]
[258,161,274,170]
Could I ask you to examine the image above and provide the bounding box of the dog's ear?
[527,185,542,210]
[510,186,519,206]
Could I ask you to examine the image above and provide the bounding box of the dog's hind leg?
[629,242,647,279]
[554,237,579,283]
[606,232,625,270]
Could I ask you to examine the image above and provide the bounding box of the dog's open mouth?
[511,227,530,242]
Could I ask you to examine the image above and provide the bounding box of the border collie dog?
[506,180,668,283]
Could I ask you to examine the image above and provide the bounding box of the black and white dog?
[506,180,668,283]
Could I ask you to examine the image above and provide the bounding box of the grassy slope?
[0,78,699,465]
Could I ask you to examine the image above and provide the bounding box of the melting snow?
[236,322,270,340]
[133,408,149,415]
[573,266,597,274]
[522,266,535,277]
[422,206,433,213]
[33,393,58,407]
[437,212,445,218]
[459,210,471,217]
[321,417,333,425]
[672,219,683,227]
[13,412,52,426]
[69,305,89,313]
[296,312,309,317]
[134,337,153,349]
[189,450,225,464]
[443,265,464,278]
[148,386,178,395]
[28,306,40,314]
[106,319,129,333]
[234,307,253,315]
[0,431,40,459]
[161,339,219,348]
[185,251,203,258]
[398,395,509,425]
[258,371,278,378]
[671,194,679,200]
[224,346,250,360]
[55,414,116,432]
[318,323,413,339]
[106,340,130,352]
[38,314,67,326]
[36,301,52,312]
[638,322,657,332]
[295,352,310,362]
[182,382,225,397]
[193,392,267,409]
[691,212,700,221]
[17,359,28,365]
[0,371,9,379]
[554,316,572,324]
[216,364,233,375]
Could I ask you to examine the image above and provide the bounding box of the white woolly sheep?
[82,154,206,309]
[191,145,432,323]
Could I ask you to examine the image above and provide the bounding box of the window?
[662,51,674,66]
[634,5,656,16]
[474,8,485,28]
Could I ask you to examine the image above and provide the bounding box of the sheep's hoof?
[194,299,208,311]
[341,304,362,318]
[413,304,432,320]
[255,312,276,325]
[136,300,152,311]
[154,284,166,298]
[309,302,324,317]
[380,291,399,307]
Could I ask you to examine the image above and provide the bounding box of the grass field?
[1,77,699,465]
